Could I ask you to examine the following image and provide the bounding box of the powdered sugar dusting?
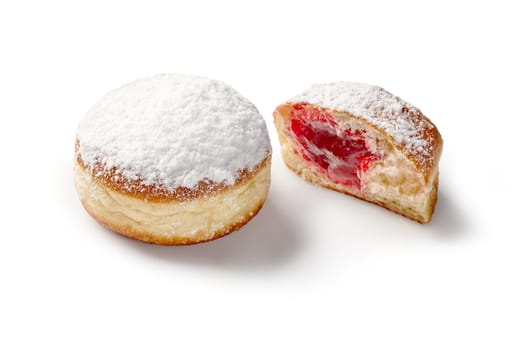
[77,74,271,191]
[289,82,434,162]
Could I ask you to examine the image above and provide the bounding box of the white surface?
[77,74,271,189]
[1,1,523,349]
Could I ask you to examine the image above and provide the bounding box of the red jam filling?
[289,103,379,189]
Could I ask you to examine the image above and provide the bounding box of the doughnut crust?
[273,82,443,223]
[75,74,272,244]
[74,155,271,245]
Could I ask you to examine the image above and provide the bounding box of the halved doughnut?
[274,82,442,223]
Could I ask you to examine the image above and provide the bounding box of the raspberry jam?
[289,103,378,189]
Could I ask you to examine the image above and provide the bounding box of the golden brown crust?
[426,172,439,223]
[79,195,266,245]
[75,156,271,245]
[75,139,271,203]
[275,103,443,183]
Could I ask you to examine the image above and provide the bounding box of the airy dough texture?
[74,158,271,245]
[274,104,441,223]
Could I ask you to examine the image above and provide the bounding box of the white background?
[1,1,524,349]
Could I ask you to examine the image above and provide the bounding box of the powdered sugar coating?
[289,82,435,161]
[77,74,271,191]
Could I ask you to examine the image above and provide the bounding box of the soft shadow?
[123,196,303,272]
[428,189,471,238]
